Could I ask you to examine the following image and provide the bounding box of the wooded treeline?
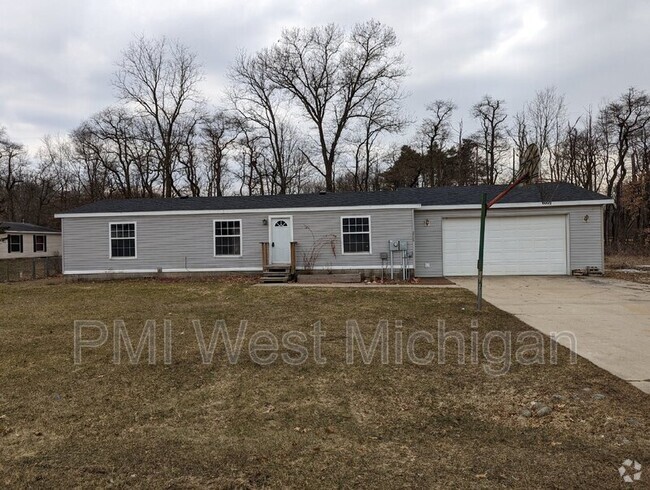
[1,22,649,251]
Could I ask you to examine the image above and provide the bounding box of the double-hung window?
[110,223,136,258]
[341,217,371,254]
[8,235,23,253]
[33,234,47,252]
[214,220,242,256]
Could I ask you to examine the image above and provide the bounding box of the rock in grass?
[536,406,552,417]
[592,393,606,400]
[520,409,532,418]
[531,401,545,411]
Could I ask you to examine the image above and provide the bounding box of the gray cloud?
[1,0,649,151]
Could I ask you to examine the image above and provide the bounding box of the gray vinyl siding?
[61,208,415,274]
[414,205,605,277]
[568,205,605,271]
[413,213,444,277]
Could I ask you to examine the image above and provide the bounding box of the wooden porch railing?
[260,242,270,269]
[290,241,297,275]
[260,241,297,274]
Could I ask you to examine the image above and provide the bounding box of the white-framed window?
[33,234,47,252]
[214,220,242,256]
[341,216,371,254]
[110,222,136,258]
[8,235,23,253]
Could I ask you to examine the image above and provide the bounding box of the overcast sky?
[1,0,649,152]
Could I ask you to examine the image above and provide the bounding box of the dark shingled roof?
[58,183,610,215]
[0,222,60,233]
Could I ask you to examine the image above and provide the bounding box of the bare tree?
[262,21,406,191]
[75,107,159,198]
[600,87,650,244]
[175,115,203,196]
[602,88,650,199]
[229,51,299,194]
[69,129,113,201]
[28,142,65,223]
[228,52,311,195]
[113,36,204,197]
[0,129,28,220]
[509,110,529,161]
[471,95,508,184]
[200,111,241,197]
[349,82,408,191]
[417,99,456,186]
[419,100,456,150]
[234,121,267,196]
[527,87,566,180]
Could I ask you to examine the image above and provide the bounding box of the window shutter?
[33,235,37,253]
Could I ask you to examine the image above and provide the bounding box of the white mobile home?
[1,222,62,260]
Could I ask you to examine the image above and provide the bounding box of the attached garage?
[413,185,611,279]
[441,215,568,276]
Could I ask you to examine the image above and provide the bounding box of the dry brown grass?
[1,279,648,488]
[606,254,650,284]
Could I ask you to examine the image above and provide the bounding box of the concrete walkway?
[452,276,650,394]
[255,283,460,288]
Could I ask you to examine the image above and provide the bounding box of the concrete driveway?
[452,276,650,394]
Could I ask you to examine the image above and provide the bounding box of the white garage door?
[442,215,567,276]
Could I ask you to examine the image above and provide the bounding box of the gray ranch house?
[55,183,612,279]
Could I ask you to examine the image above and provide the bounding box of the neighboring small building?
[0,222,62,260]
[55,183,612,278]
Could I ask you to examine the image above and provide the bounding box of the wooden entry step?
[260,264,294,283]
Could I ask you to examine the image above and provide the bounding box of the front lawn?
[1,279,648,487]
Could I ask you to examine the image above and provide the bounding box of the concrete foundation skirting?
[64,271,260,281]
[297,273,361,284]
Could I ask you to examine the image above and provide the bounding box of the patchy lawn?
[606,254,650,285]
[1,279,648,488]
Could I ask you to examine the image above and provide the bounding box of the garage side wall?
[414,205,604,277]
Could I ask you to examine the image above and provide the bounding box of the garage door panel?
[442,216,567,276]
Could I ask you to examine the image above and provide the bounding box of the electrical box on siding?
[389,240,408,251]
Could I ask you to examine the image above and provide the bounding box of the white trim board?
[418,199,613,211]
[55,203,420,218]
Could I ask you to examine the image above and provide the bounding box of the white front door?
[270,217,293,264]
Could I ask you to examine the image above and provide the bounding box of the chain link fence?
[1,256,62,282]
